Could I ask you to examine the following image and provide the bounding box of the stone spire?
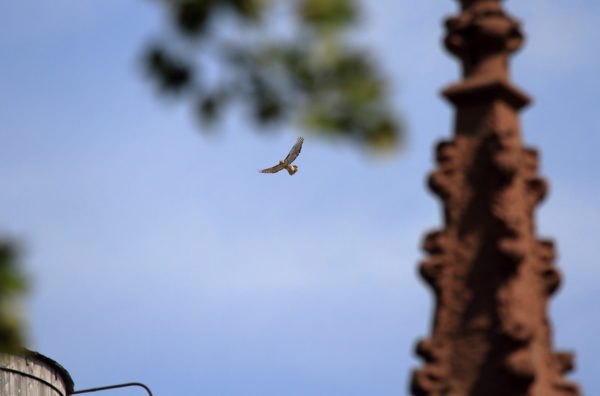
[410,1,581,395]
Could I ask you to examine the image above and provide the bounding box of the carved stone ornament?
[411,1,581,395]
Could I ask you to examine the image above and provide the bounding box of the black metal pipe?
[71,382,153,395]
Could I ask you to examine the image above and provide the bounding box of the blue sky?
[1,0,598,394]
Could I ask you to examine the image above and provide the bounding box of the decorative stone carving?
[411,1,581,395]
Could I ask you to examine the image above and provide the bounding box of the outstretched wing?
[259,162,286,174]
[284,137,304,164]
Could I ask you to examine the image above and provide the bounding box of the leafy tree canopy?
[144,0,403,151]
[0,242,25,352]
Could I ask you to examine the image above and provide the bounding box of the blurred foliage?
[145,0,403,151]
[0,241,25,353]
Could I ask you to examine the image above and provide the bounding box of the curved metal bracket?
[71,382,153,395]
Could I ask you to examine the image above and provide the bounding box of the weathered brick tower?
[411,1,581,395]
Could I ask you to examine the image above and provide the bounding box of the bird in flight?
[259,137,304,176]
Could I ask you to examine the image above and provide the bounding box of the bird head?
[287,165,298,175]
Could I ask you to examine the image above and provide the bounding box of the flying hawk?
[260,137,304,175]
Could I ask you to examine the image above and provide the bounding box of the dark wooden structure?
[0,350,74,396]
[411,1,581,395]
